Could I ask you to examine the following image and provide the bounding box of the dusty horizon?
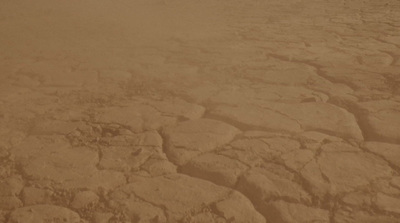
[0,0,400,222]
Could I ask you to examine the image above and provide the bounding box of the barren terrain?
[1,0,400,222]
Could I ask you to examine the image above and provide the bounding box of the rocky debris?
[109,174,265,222]
[0,196,22,210]
[61,170,126,192]
[8,205,80,223]
[210,104,303,133]
[245,58,318,85]
[94,99,205,133]
[280,149,314,171]
[0,211,5,223]
[211,102,363,140]
[356,100,400,143]
[145,97,206,120]
[208,85,328,105]
[301,144,393,197]
[267,103,363,140]
[98,70,133,83]
[391,177,400,190]
[118,200,167,223]
[96,130,178,177]
[0,176,24,210]
[93,212,114,223]
[162,118,240,165]
[341,191,373,207]
[14,61,98,87]
[373,193,400,215]
[100,129,163,147]
[237,165,311,205]
[231,137,301,161]
[1,0,400,222]
[21,187,53,206]
[321,66,388,90]
[219,134,316,171]
[99,145,152,171]
[262,201,330,223]
[363,141,400,169]
[334,209,400,223]
[99,144,177,176]
[212,191,266,223]
[11,136,126,192]
[12,136,97,181]
[296,131,343,151]
[29,119,84,136]
[94,104,176,133]
[70,191,99,209]
[181,153,248,187]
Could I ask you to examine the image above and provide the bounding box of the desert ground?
[0,0,400,222]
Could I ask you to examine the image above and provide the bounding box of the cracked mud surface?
[1,0,400,222]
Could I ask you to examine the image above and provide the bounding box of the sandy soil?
[1,0,400,222]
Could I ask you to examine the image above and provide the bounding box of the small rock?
[356,100,400,143]
[30,120,82,135]
[0,210,6,222]
[301,97,317,103]
[341,191,372,207]
[93,212,114,223]
[110,174,262,222]
[214,191,266,223]
[363,141,400,169]
[22,187,53,205]
[162,118,240,165]
[281,149,314,171]
[71,191,99,209]
[302,151,394,197]
[263,201,329,223]
[0,196,23,210]
[8,204,80,223]
[120,201,167,223]
[1,175,24,196]
[374,193,400,214]
[335,209,399,223]
[237,167,311,204]
[181,153,248,187]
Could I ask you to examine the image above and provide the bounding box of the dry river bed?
[0,0,400,222]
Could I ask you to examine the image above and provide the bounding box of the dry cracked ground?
[0,0,400,222]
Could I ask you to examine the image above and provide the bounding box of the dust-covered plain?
[1,0,400,222]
